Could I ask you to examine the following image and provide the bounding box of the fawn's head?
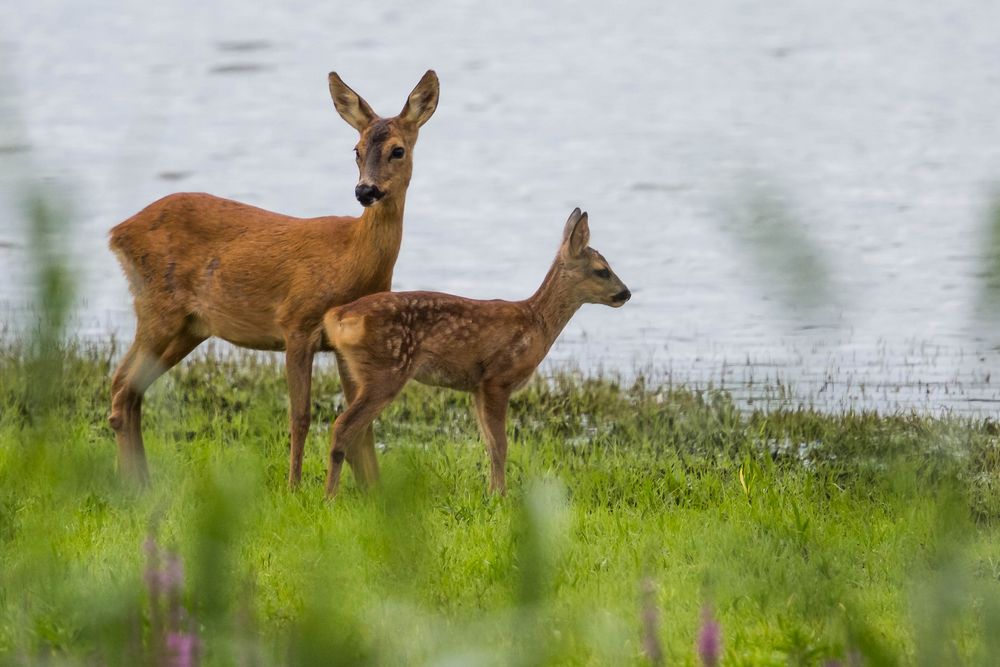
[556,208,631,307]
[328,70,439,208]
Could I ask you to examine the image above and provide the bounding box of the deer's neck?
[357,193,405,244]
[526,261,582,346]
[351,193,405,276]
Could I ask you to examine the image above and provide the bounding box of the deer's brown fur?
[322,208,630,496]
[108,70,439,487]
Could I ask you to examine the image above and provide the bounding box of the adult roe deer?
[322,208,630,496]
[108,70,440,488]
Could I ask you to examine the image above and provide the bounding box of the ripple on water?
[208,63,271,75]
[215,40,273,52]
[157,171,193,182]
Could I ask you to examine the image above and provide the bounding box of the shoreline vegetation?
[1,340,999,665]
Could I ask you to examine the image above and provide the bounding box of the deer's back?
[110,192,374,349]
[110,192,347,260]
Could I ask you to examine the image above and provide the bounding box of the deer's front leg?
[285,339,315,488]
[473,385,512,495]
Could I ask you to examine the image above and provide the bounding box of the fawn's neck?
[527,260,582,346]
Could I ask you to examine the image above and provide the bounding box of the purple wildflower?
[143,535,161,594]
[141,533,200,666]
[161,551,184,596]
[697,605,721,667]
[165,631,200,667]
[163,550,185,634]
[143,533,163,643]
[640,578,663,666]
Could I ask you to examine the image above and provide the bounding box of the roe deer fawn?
[322,208,630,496]
[108,70,439,488]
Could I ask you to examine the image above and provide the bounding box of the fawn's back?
[325,291,545,391]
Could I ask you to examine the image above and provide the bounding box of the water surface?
[2,0,1000,413]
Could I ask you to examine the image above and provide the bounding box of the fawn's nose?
[355,183,385,207]
[612,288,631,304]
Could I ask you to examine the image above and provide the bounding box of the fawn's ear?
[561,208,590,257]
[399,70,439,128]
[329,72,378,132]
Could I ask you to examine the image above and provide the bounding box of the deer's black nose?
[355,184,385,207]
[613,289,631,303]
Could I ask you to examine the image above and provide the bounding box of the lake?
[2,0,1000,414]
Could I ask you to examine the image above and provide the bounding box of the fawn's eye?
[390,146,405,160]
[354,148,361,160]
[595,268,611,279]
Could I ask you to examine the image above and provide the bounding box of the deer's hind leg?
[110,324,204,484]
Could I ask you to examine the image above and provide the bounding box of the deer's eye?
[390,146,405,160]
[595,268,611,279]
[354,148,361,160]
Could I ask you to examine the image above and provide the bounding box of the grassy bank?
[1,341,999,665]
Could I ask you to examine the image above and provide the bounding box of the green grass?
[1,341,999,666]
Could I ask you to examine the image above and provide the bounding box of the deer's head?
[328,70,439,208]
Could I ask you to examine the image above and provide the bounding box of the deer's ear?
[399,70,439,128]
[329,72,378,132]
[561,208,590,257]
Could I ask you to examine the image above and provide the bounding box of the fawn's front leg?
[473,384,512,495]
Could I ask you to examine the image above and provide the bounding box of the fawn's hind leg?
[325,375,405,498]
[335,352,381,489]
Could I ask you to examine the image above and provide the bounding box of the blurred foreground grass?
[1,342,999,665]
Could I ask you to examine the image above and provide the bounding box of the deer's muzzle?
[611,288,631,306]
[355,183,385,207]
